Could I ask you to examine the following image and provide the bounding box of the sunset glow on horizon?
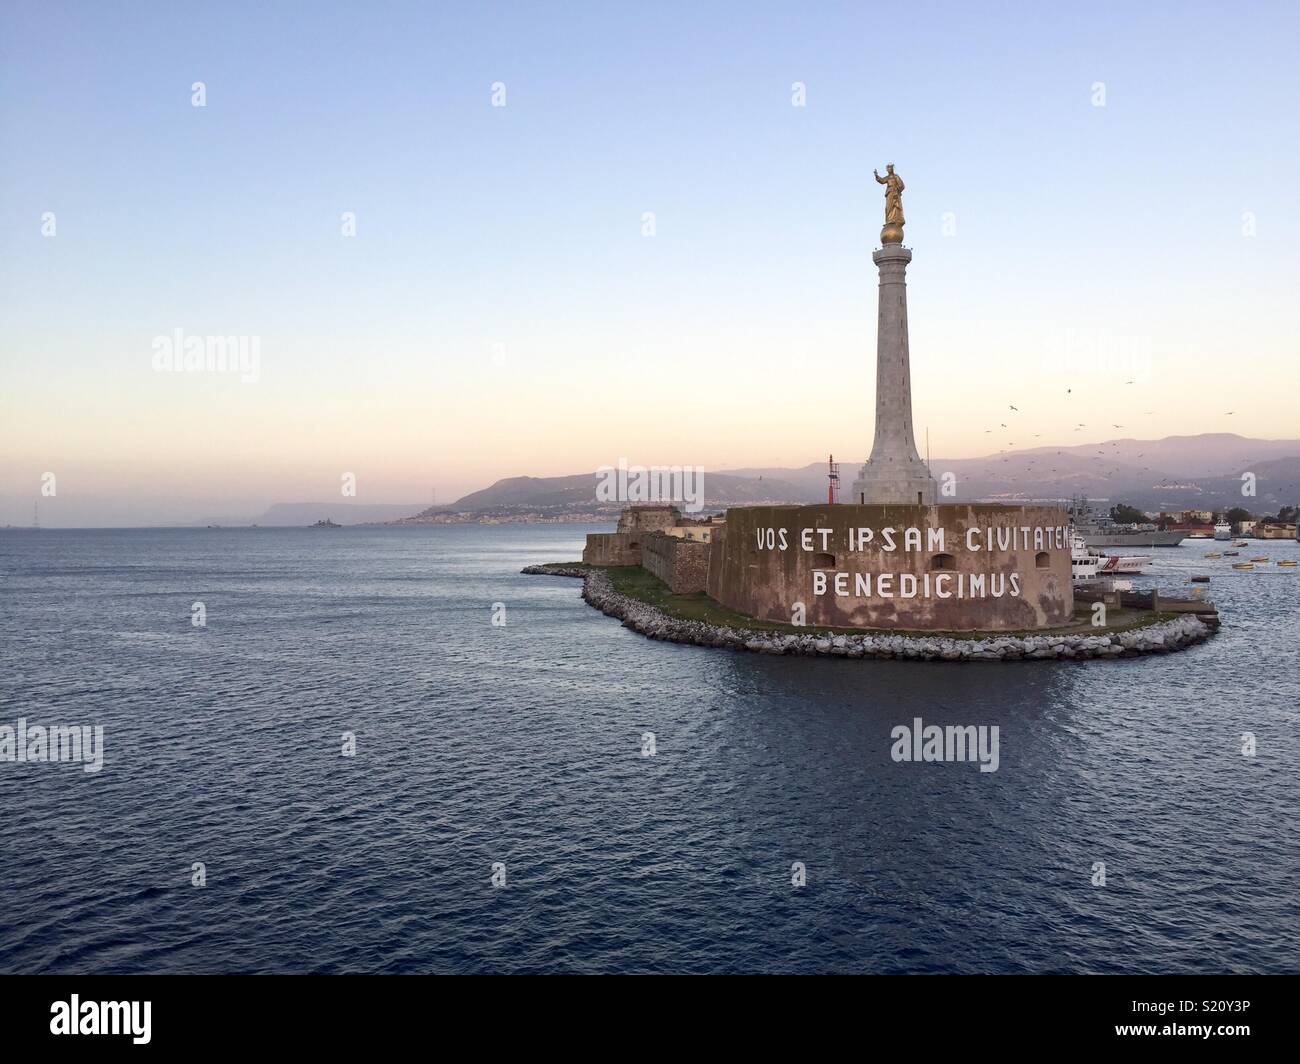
[3,2,1298,525]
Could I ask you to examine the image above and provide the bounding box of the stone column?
[849,241,937,505]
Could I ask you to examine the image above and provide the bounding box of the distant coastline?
[8,433,1298,529]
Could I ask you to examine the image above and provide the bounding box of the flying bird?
[1010,405,1018,411]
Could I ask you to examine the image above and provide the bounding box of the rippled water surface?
[1,525,1297,973]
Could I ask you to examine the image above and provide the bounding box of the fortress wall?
[641,532,711,594]
[616,505,682,533]
[582,533,642,567]
[708,503,1073,631]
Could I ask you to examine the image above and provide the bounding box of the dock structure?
[1073,587,1220,631]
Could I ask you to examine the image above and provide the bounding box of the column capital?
[872,244,912,266]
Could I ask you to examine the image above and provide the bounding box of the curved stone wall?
[707,503,1074,631]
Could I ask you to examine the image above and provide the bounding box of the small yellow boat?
[1251,556,1270,563]
[1232,562,1254,570]
[1278,559,1297,567]
[1204,551,1221,559]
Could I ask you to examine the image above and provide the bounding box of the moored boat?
[1070,531,1103,584]
[1096,551,1152,574]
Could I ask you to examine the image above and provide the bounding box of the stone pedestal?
[850,242,937,506]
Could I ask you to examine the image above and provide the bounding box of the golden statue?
[874,164,905,243]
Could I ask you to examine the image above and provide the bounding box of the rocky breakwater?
[522,566,1214,661]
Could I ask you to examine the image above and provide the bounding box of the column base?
[850,462,937,506]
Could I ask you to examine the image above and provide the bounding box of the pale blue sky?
[2,1,1298,524]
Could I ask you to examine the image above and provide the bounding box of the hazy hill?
[206,502,432,526]
[985,433,1300,478]
[428,434,1300,517]
[438,471,818,513]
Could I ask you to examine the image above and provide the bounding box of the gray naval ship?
[1067,496,1185,548]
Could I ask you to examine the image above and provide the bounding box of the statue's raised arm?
[875,163,905,243]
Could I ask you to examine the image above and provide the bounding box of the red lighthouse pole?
[827,454,840,505]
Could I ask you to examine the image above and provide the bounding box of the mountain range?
[412,434,1300,519]
[195,434,1300,526]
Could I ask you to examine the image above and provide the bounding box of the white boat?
[1071,531,1103,584]
[1096,552,1152,575]
[1213,521,1232,541]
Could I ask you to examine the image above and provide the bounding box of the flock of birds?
[982,401,1144,478]
[978,396,1244,482]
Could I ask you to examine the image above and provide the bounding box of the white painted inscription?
[751,524,1067,601]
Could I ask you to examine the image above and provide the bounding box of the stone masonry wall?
[641,531,710,594]
[708,503,1073,631]
[616,505,682,533]
[582,532,642,567]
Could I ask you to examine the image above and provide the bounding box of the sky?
[2,1,1298,525]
